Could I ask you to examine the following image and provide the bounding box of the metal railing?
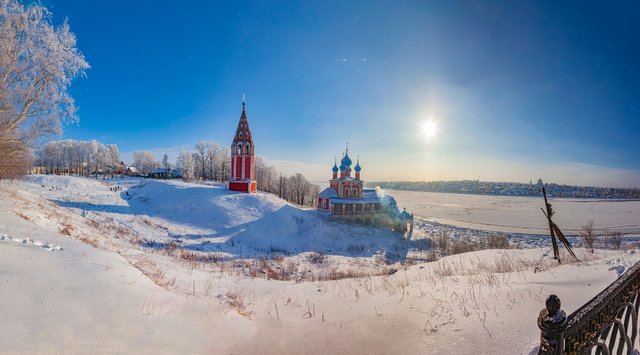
[538,260,640,354]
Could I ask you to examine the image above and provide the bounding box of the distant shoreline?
[367,180,640,200]
[386,188,640,202]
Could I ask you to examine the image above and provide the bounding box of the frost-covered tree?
[206,143,220,181]
[162,154,169,169]
[193,141,228,181]
[218,146,230,182]
[176,148,195,181]
[580,220,597,253]
[86,140,100,176]
[33,139,120,176]
[0,0,88,179]
[289,173,311,205]
[132,151,158,176]
[106,144,120,173]
[181,139,317,206]
[194,141,209,180]
[255,157,277,192]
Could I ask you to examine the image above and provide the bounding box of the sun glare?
[420,120,438,140]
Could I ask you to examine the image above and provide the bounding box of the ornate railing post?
[538,295,567,355]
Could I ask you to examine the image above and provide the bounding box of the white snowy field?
[0,211,245,353]
[1,175,640,353]
[389,189,640,235]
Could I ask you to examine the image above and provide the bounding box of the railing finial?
[538,295,567,355]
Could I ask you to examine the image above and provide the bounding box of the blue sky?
[46,1,640,187]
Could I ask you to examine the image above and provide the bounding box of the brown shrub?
[0,133,30,180]
[607,231,624,250]
[270,253,284,263]
[225,291,253,319]
[434,230,449,252]
[580,220,597,252]
[449,240,481,255]
[59,222,75,236]
[179,250,225,264]
[310,268,389,281]
[78,234,98,248]
[15,211,31,221]
[163,241,179,256]
[486,235,510,249]
[307,252,326,264]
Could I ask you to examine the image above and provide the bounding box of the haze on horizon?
[47,1,640,188]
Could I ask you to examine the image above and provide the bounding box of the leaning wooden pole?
[551,221,578,261]
[541,187,579,263]
[542,187,560,261]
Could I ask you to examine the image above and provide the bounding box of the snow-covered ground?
[2,175,640,353]
[5,175,412,277]
[0,210,247,353]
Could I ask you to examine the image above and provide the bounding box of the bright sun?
[420,120,438,140]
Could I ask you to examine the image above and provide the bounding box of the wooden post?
[542,187,560,261]
[538,295,567,355]
[541,186,579,262]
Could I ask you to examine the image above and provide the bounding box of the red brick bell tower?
[228,100,257,193]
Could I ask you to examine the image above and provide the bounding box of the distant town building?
[317,145,413,232]
[228,100,257,193]
[125,166,139,176]
[149,167,173,179]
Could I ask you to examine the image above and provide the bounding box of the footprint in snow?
[0,234,63,251]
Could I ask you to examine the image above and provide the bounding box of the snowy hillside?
[1,175,415,279]
[3,175,640,353]
[121,178,404,257]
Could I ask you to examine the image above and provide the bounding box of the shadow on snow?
[49,181,429,263]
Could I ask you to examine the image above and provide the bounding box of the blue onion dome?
[342,153,352,167]
[332,163,339,172]
[354,162,361,172]
[339,164,346,171]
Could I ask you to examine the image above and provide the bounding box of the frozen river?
[388,189,640,235]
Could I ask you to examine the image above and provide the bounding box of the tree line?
[33,139,121,176]
[131,141,232,180]
[254,158,319,207]
[154,141,319,207]
[34,138,320,207]
[369,180,640,199]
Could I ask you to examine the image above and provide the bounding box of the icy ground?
[2,175,640,353]
[390,189,640,235]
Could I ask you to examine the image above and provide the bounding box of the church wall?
[233,156,242,179]
[244,156,253,180]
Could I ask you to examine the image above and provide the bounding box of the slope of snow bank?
[3,175,640,353]
[3,207,636,353]
[15,175,409,262]
[0,211,247,353]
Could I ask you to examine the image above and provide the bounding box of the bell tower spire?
[228,99,257,193]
